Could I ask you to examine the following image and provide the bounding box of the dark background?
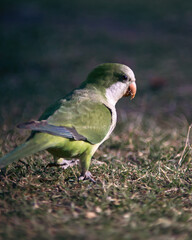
[0,0,192,129]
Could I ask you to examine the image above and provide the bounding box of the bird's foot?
[46,159,79,169]
[57,158,79,169]
[78,171,96,183]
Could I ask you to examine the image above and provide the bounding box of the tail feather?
[0,136,54,169]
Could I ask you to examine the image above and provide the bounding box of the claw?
[46,159,79,169]
[78,171,96,183]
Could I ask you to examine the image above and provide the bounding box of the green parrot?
[0,63,137,182]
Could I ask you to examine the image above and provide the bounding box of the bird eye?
[121,74,128,82]
[122,74,127,80]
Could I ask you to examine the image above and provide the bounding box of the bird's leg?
[79,154,96,183]
[46,158,79,169]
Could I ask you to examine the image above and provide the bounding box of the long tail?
[0,134,56,169]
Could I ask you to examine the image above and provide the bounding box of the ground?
[0,1,192,239]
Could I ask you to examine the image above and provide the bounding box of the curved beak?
[124,82,137,99]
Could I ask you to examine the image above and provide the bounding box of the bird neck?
[105,82,127,107]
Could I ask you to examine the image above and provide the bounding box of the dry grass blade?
[178,123,192,167]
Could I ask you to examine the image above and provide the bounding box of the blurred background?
[0,0,191,130]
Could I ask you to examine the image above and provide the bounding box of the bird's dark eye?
[122,74,127,80]
[115,73,129,82]
[121,74,128,82]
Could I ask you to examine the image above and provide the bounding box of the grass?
[0,0,192,239]
[0,117,192,240]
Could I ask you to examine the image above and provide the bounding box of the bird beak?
[124,82,137,99]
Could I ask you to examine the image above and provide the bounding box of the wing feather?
[26,91,112,144]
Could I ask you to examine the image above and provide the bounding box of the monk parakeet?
[0,63,136,182]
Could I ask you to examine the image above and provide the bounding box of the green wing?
[38,94,112,144]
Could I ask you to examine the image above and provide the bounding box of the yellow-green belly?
[47,136,94,159]
[31,132,100,172]
[32,132,98,161]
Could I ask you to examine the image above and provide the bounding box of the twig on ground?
[178,124,192,167]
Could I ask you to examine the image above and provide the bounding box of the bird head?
[82,63,137,106]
